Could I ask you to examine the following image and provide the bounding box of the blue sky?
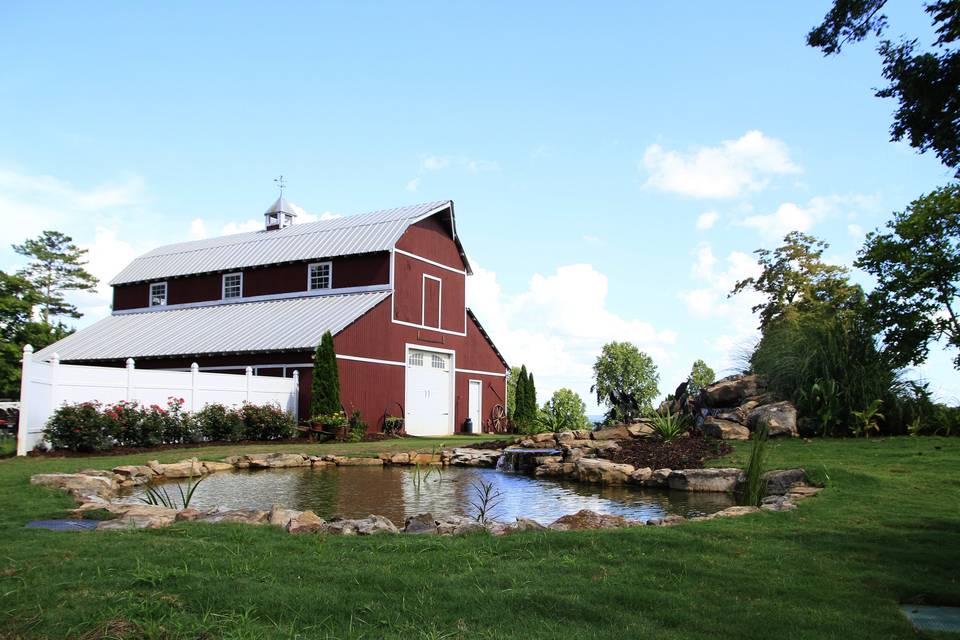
[1,2,956,411]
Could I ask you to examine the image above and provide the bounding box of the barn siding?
[336,358,405,432]
[395,215,466,270]
[392,253,466,333]
[112,252,390,311]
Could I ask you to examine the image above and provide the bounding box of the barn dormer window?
[149,282,167,307]
[222,273,242,299]
[309,262,332,290]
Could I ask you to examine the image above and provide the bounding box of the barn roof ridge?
[110,200,456,285]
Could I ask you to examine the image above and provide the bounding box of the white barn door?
[405,348,452,436]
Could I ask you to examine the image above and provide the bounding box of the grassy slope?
[0,437,957,639]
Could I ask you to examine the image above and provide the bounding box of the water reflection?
[122,466,735,525]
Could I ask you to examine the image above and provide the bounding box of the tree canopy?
[731,231,863,329]
[686,359,716,396]
[540,388,590,430]
[592,342,659,422]
[808,0,960,175]
[857,183,960,368]
[12,230,98,325]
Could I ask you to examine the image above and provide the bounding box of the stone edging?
[28,449,823,535]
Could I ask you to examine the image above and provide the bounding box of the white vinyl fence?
[16,345,299,456]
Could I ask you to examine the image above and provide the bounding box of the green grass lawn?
[0,436,957,639]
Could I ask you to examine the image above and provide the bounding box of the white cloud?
[678,243,763,373]
[848,223,864,239]
[467,261,677,413]
[696,211,720,230]
[289,202,339,223]
[739,194,879,242]
[419,154,500,174]
[405,177,420,192]
[641,130,800,198]
[189,218,208,240]
[582,234,602,246]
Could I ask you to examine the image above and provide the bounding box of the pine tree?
[310,331,341,418]
[515,365,529,426]
[526,373,538,421]
[12,231,98,325]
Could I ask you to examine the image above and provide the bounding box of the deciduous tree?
[592,342,659,422]
[808,0,960,175]
[540,388,590,430]
[731,231,862,329]
[857,184,960,368]
[686,359,716,396]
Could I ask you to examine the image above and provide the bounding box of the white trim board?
[455,368,506,377]
[113,284,390,315]
[336,354,405,367]
[394,248,466,275]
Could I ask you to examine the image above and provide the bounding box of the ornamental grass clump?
[139,472,205,510]
[740,423,770,507]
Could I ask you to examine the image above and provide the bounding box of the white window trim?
[308,261,333,291]
[421,274,442,329]
[149,281,168,307]
[222,272,243,300]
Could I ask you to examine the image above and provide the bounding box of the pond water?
[121,466,736,525]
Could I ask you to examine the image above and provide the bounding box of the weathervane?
[274,175,286,196]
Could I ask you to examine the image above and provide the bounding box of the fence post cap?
[190,362,199,372]
[292,370,299,380]
[126,358,135,368]
[245,366,253,375]
[22,344,33,354]
[51,353,60,364]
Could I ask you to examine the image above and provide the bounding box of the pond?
[120,465,736,525]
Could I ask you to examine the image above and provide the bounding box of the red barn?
[35,199,508,435]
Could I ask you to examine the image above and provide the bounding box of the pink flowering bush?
[44,397,293,451]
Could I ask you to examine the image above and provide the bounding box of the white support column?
[125,358,135,401]
[48,353,60,424]
[291,370,300,422]
[245,366,253,403]
[190,362,199,412]
[16,345,32,456]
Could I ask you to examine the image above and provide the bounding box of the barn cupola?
[263,195,297,231]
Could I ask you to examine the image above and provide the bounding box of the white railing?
[16,345,299,456]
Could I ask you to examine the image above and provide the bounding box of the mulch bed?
[609,435,731,470]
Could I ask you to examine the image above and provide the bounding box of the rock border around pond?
[29,447,822,535]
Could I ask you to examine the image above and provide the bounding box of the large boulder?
[31,473,115,499]
[354,515,399,535]
[761,469,807,495]
[667,468,743,492]
[574,459,634,484]
[96,504,178,529]
[592,425,632,440]
[268,505,303,528]
[287,511,326,534]
[488,517,548,536]
[700,375,760,408]
[747,401,798,437]
[534,462,576,478]
[148,459,206,478]
[449,449,501,467]
[626,421,655,438]
[437,515,487,536]
[404,513,438,535]
[549,509,638,531]
[701,417,751,441]
[334,457,384,466]
[196,508,269,525]
[246,453,310,468]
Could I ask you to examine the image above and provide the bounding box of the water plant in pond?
[468,479,503,523]
[139,473,205,510]
[740,423,769,507]
[647,411,688,443]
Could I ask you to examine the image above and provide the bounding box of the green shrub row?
[44,398,295,452]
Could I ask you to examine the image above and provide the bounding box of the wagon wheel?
[486,404,507,433]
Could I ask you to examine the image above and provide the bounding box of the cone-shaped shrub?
[311,331,341,418]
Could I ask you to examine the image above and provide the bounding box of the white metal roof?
[110,200,468,285]
[34,291,391,362]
